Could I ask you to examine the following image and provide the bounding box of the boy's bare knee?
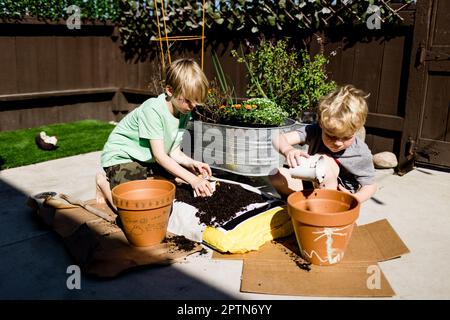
[318,155,339,189]
[96,172,103,183]
[320,155,339,178]
[269,167,304,198]
[269,167,290,180]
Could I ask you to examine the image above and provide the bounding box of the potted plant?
[231,39,336,124]
[180,49,297,176]
[185,83,296,176]
[183,41,335,176]
[193,84,288,128]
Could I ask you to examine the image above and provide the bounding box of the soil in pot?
[287,189,360,266]
[175,182,266,227]
[112,179,175,247]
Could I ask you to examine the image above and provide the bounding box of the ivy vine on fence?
[119,0,415,60]
[1,0,415,60]
[0,0,121,21]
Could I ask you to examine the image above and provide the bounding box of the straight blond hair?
[165,58,208,105]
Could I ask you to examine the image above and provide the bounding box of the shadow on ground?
[0,178,234,299]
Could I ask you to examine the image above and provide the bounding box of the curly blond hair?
[318,85,369,137]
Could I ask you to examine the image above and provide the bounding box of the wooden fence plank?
[366,113,404,132]
[114,41,128,89]
[377,36,406,116]
[0,110,21,131]
[36,36,58,92]
[352,39,385,114]
[0,88,117,102]
[0,37,17,94]
[77,36,94,89]
[432,0,450,45]
[93,35,116,87]
[15,37,39,93]
[137,61,147,90]
[91,36,102,87]
[339,41,356,87]
[324,40,342,84]
[56,36,79,90]
[366,133,395,155]
[421,74,449,141]
[126,60,139,89]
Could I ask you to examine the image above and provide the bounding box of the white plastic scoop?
[288,154,326,183]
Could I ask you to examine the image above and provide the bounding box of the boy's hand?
[284,148,310,168]
[191,176,214,197]
[190,160,212,178]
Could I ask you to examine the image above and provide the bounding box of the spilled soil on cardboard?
[163,235,197,252]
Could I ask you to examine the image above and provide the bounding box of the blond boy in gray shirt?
[270,85,377,203]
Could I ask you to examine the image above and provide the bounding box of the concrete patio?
[1,151,449,299]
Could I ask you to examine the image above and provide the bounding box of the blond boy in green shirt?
[96,58,214,209]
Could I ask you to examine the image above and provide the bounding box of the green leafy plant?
[1,1,414,62]
[211,50,235,106]
[195,79,231,124]
[195,52,287,127]
[195,93,287,127]
[220,98,288,127]
[114,0,414,61]
[232,39,336,120]
[0,0,120,21]
[296,50,337,117]
[195,51,238,124]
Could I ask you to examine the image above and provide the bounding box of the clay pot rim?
[287,189,360,227]
[112,179,175,209]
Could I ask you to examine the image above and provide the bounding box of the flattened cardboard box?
[213,219,409,297]
[28,195,202,278]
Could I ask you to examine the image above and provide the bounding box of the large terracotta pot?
[287,189,360,266]
[112,179,175,247]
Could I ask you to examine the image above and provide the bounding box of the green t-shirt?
[101,93,190,168]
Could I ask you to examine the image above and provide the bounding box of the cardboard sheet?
[213,219,409,297]
[28,195,203,278]
[241,260,395,297]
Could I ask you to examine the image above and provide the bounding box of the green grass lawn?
[0,119,115,170]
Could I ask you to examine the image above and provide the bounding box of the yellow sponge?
[202,205,293,254]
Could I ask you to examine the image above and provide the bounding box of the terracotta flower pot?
[287,189,360,266]
[112,179,175,247]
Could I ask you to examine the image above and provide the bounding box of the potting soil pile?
[168,178,293,254]
[27,193,203,278]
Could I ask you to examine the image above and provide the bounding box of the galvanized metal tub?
[181,119,302,176]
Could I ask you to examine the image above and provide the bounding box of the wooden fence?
[0,6,415,158]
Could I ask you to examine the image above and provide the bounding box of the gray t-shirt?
[296,124,375,192]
